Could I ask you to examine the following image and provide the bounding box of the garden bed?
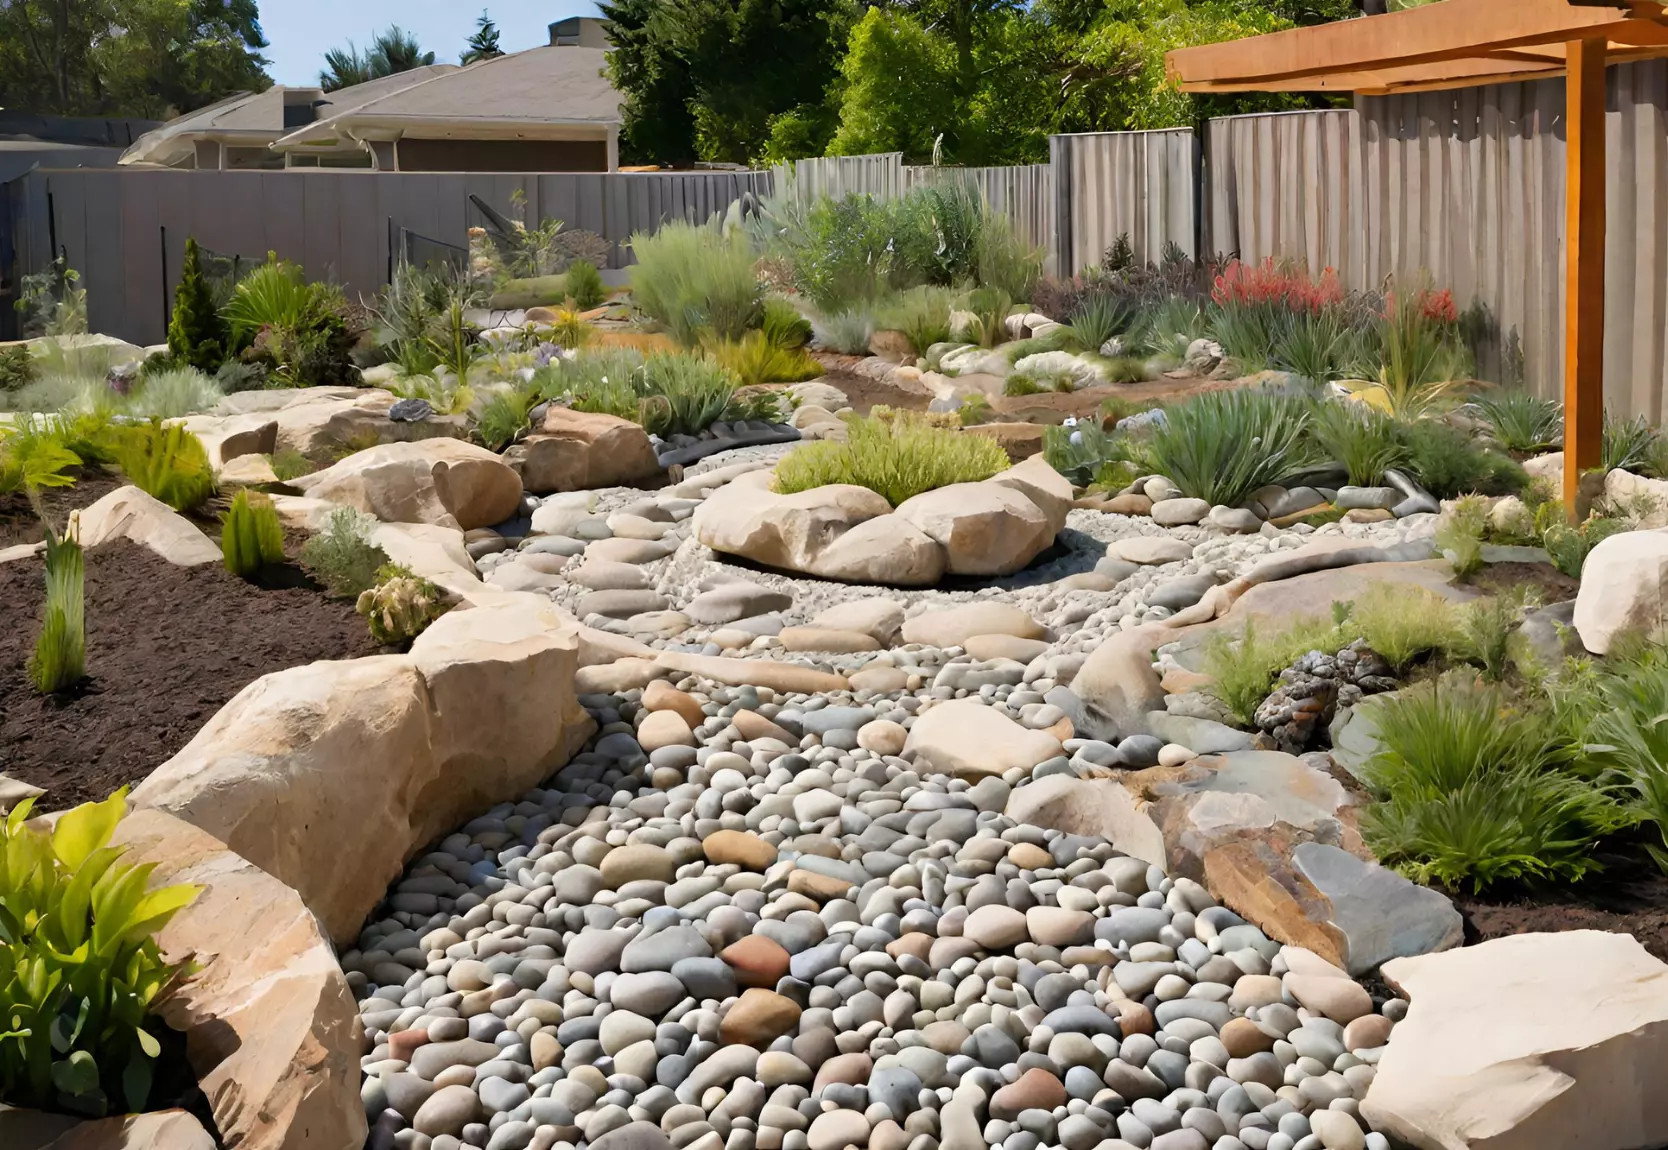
[0,539,383,809]
[1453,854,1668,962]
[0,466,125,548]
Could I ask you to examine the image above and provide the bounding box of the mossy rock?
[489,275,571,310]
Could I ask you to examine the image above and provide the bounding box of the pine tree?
[167,238,228,373]
[461,12,504,65]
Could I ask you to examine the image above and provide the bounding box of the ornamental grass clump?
[1139,389,1314,507]
[1308,401,1407,487]
[1475,391,1562,453]
[220,489,285,579]
[0,788,201,1117]
[299,506,389,598]
[628,222,761,344]
[110,421,215,512]
[774,415,1009,508]
[29,512,85,694]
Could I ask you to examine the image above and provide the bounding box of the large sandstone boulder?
[4,1109,218,1149]
[77,485,220,566]
[112,809,364,1150]
[693,479,891,572]
[1573,529,1668,653]
[178,412,277,471]
[905,699,1064,780]
[805,514,945,585]
[989,455,1073,533]
[131,601,592,942]
[1003,774,1166,866]
[895,481,1053,576]
[291,439,523,531]
[1362,931,1668,1150]
[267,388,468,463]
[507,407,663,493]
[1068,624,1170,739]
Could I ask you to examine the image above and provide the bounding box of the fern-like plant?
[220,489,286,579]
[110,421,215,512]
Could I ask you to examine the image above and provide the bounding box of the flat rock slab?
[906,699,1063,780]
[1289,842,1463,975]
[1363,931,1668,1150]
[901,603,1046,648]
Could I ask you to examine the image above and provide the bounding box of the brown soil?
[0,466,126,549]
[1450,849,1668,962]
[1463,560,1580,603]
[0,539,384,810]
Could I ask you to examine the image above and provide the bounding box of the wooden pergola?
[1168,0,1668,510]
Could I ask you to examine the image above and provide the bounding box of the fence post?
[1048,135,1072,279]
[159,225,169,337]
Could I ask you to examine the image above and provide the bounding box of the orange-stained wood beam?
[1165,0,1653,88]
[1565,36,1608,511]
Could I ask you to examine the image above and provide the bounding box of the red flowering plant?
[1376,282,1472,416]
[1207,258,1351,372]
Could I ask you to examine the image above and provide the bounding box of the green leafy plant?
[1459,589,1534,683]
[1200,614,1345,727]
[214,361,270,394]
[1069,294,1138,354]
[958,394,993,426]
[28,514,86,694]
[1434,494,1490,578]
[1308,401,1407,486]
[774,414,1010,507]
[0,345,38,394]
[1396,419,1526,499]
[1349,584,1465,672]
[1475,391,1562,453]
[166,238,230,373]
[884,286,957,356]
[1273,309,1356,385]
[628,222,762,344]
[299,506,389,598]
[268,449,314,482]
[123,367,223,420]
[356,564,447,646]
[15,258,87,338]
[975,212,1043,302]
[109,422,215,512]
[1043,421,1132,487]
[221,255,314,346]
[1359,678,1622,891]
[1377,295,1469,418]
[0,419,82,498]
[1004,373,1044,396]
[220,489,285,579]
[1140,389,1315,507]
[638,353,743,437]
[561,260,607,310]
[760,298,813,351]
[1587,654,1668,870]
[0,788,201,1116]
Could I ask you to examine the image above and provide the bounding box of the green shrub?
[222,255,314,346]
[0,345,37,393]
[123,367,223,419]
[761,298,813,350]
[299,506,390,598]
[892,183,983,288]
[1459,589,1533,682]
[1200,614,1344,727]
[225,256,360,387]
[1396,419,1525,499]
[110,421,215,512]
[0,788,201,1115]
[710,332,821,388]
[1044,421,1132,486]
[269,449,314,482]
[28,518,86,694]
[1003,327,1079,362]
[1140,389,1315,507]
[1004,373,1044,397]
[975,212,1043,302]
[1208,302,1279,372]
[961,287,1012,349]
[1308,401,1407,486]
[167,238,230,373]
[474,387,537,452]
[958,394,993,426]
[1434,494,1489,578]
[638,353,742,437]
[884,287,957,356]
[357,564,447,646]
[1587,655,1668,869]
[1273,309,1357,385]
[628,222,762,344]
[1359,678,1621,891]
[774,415,1009,507]
[1475,391,1561,453]
[778,194,896,312]
[220,489,286,579]
[563,260,607,309]
[814,308,874,355]
[1541,512,1628,579]
[1350,584,1465,671]
[214,360,270,393]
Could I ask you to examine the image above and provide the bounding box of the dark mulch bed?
[0,539,384,810]
[1449,848,1668,962]
[1463,560,1580,602]
[0,466,127,549]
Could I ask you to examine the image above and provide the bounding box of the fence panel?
[773,154,904,204]
[1050,130,1198,277]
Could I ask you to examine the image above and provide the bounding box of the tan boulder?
[111,809,364,1150]
[507,407,663,493]
[218,453,281,486]
[1105,536,1194,565]
[804,513,946,586]
[1003,774,1166,867]
[1362,931,1668,1150]
[131,599,591,942]
[214,385,361,416]
[1069,624,1171,738]
[1573,529,1668,653]
[371,522,484,604]
[270,389,466,463]
[179,413,277,470]
[989,455,1074,534]
[291,439,523,531]
[77,484,220,566]
[777,626,881,653]
[901,603,1046,647]
[905,699,1063,780]
[894,481,1053,576]
[965,422,1046,462]
[5,1109,218,1149]
[693,480,891,571]
[809,598,907,643]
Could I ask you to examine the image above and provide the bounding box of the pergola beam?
[1565,38,1607,510]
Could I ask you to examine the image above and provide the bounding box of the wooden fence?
[6,167,772,345]
[1051,130,1200,276]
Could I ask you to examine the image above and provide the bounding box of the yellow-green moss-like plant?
[773,415,1009,508]
[220,489,286,579]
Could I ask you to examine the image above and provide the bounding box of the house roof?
[118,67,458,165]
[273,46,621,150]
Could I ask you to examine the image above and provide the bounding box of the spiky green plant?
[962,287,1013,349]
[1068,294,1138,354]
[167,238,230,373]
[1139,389,1315,507]
[1349,584,1466,672]
[563,260,607,309]
[1475,391,1562,453]
[638,353,740,437]
[1434,494,1489,578]
[760,297,813,350]
[29,513,86,694]
[1273,309,1356,385]
[123,367,224,419]
[813,308,874,355]
[474,387,538,452]
[110,421,215,512]
[220,489,286,579]
[1044,421,1133,486]
[0,418,82,498]
[884,287,957,356]
[1200,614,1345,727]
[221,254,313,345]
[1308,401,1408,486]
[1587,655,1668,870]
[1602,413,1659,473]
[774,415,1009,507]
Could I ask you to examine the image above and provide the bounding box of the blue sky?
[259,1,603,86]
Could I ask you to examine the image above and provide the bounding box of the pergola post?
[1563,36,1607,512]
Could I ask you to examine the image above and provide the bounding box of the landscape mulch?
[1451,853,1668,962]
[0,466,126,549]
[0,539,383,810]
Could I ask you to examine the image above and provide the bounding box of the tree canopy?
[604,0,1361,167]
[462,11,505,65]
[0,0,272,118]
[319,25,437,92]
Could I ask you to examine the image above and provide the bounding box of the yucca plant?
[1474,391,1562,453]
[220,489,286,579]
[1139,389,1316,507]
[0,788,201,1115]
[29,512,86,694]
[1308,400,1408,486]
[109,421,215,512]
